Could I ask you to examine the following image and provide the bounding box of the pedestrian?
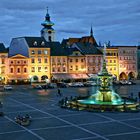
[135,97,138,102]
[138,92,140,99]
[57,88,62,96]
[87,90,90,96]
[130,92,133,98]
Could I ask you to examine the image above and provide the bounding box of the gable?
[9,54,28,59]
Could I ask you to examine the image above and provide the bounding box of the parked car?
[57,82,67,88]
[41,83,56,89]
[84,81,97,87]
[4,85,13,90]
[74,82,84,87]
[33,85,42,89]
[47,83,56,89]
[68,82,84,87]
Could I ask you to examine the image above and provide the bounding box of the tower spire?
[46,7,48,14]
[90,25,93,37]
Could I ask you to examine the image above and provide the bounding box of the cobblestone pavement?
[0,85,140,140]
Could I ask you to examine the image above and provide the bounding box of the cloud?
[0,0,140,46]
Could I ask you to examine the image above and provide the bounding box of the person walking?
[57,88,62,97]
[138,92,140,99]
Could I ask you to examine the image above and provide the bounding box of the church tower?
[41,8,55,42]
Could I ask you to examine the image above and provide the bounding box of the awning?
[52,73,89,79]
[52,74,71,79]
[70,74,89,79]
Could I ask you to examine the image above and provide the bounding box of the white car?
[72,82,84,87]
[4,85,13,90]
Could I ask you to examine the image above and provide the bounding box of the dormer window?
[41,41,45,46]
[31,50,35,54]
[33,41,37,46]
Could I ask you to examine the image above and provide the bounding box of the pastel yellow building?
[106,47,119,80]
[25,37,51,83]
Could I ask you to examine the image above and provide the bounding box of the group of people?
[15,114,31,124]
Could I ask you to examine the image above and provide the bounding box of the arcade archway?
[41,75,48,81]
[128,72,135,80]
[119,72,127,80]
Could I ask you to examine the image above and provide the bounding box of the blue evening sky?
[0,0,140,47]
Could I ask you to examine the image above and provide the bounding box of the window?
[114,60,116,63]
[38,67,41,72]
[70,66,73,70]
[44,67,48,72]
[2,59,5,64]
[38,58,41,63]
[17,68,20,73]
[41,41,45,46]
[57,58,60,63]
[76,66,78,71]
[114,67,116,70]
[69,59,72,62]
[31,58,35,63]
[52,58,55,63]
[76,59,78,62]
[11,61,14,64]
[48,31,52,34]
[10,68,13,73]
[38,50,41,54]
[31,67,35,72]
[81,59,84,62]
[24,68,27,73]
[33,41,37,46]
[63,58,66,62]
[98,58,101,63]
[75,53,78,56]
[52,67,55,72]
[58,67,60,72]
[110,60,112,63]
[31,50,35,54]
[44,50,48,54]
[17,61,20,64]
[63,67,66,72]
[48,36,52,42]
[44,58,48,63]
[24,61,26,64]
